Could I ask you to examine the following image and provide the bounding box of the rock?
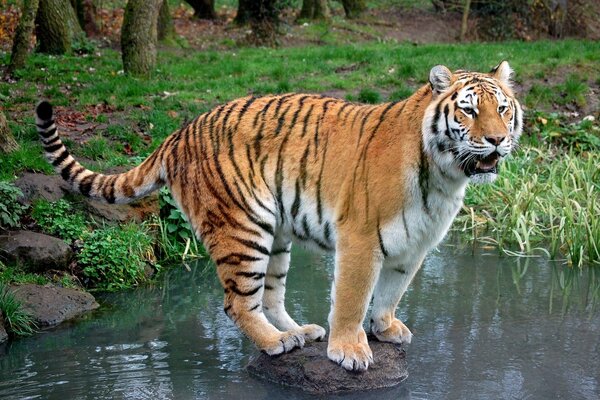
[9,284,99,328]
[84,194,159,222]
[0,311,8,343]
[14,172,69,204]
[247,338,408,394]
[0,231,73,272]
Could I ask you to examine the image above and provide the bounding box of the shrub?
[78,223,156,291]
[357,88,381,104]
[0,282,37,337]
[31,199,89,242]
[0,181,26,229]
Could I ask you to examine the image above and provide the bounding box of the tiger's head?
[423,61,523,184]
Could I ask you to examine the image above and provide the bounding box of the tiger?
[35,61,522,371]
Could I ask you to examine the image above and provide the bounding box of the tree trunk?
[460,0,471,41]
[341,0,366,19]
[246,0,281,46]
[299,0,329,20]
[80,0,99,37]
[184,0,216,19]
[235,0,252,25]
[0,111,19,154]
[36,0,84,54]
[158,0,176,43]
[121,0,162,77]
[8,0,39,75]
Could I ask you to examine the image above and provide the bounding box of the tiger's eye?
[498,106,507,114]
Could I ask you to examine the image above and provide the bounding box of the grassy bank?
[1,39,599,288]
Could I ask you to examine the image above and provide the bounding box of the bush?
[0,282,37,337]
[78,223,156,291]
[357,88,381,104]
[0,181,26,229]
[31,199,89,242]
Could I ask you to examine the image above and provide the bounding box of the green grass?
[0,282,38,337]
[31,199,89,243]
[0,262,50,286]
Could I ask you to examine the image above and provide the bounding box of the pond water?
[1,242,599,399]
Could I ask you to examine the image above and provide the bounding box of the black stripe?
[291,179,301,220]
[248,303,261,312]
[357,107,377,145]
[78,174,96,196]
[394,267,406,274]
[233,237,271,256]
[377,219,388,257]
[225,279,262,297]
[60,160,76,180]
[430,101,442,135]
[105,177,116,204]
[418,144,430,214]
[254,96,278,128]
[36,120,54,129]
[235,271,266,279]
[269,272,287,279]
[236,96,257,126]
[270,248,290,256]
[43,135,61,146]
[301,105,314,138]
[323,222,331,244]
[39,126,57,139]
[44,143,63,153]
[51,150,69,166]
[216,253,263,266]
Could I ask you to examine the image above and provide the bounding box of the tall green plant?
[0,181,26,229]
[0,282,37,336]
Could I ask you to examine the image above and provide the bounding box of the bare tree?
[158,0,177,43]
[8,0,39,75]
[121,0,162,76]
[235,0,252,24]
[185,0,217,19]
[460,0,471,41]
[299,0,330,20]
[341,0,366,19]
[0,111,19,154]
[36,0,84,54]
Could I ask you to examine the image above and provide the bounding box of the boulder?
[247,338,408,394]
[0,231,73,272]
[0,311,8,343]
[9,284,99,328]
[14,172,69,204]
[84,194,159,222]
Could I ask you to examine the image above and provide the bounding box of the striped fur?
[36,61,522,371]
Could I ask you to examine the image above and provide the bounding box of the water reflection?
[0,244,598,399]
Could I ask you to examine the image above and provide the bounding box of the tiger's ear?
[491,60,514,87]
[429,65,453,96]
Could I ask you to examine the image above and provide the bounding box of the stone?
[247,337,408,394]
[0,231,73,272]
[84,194,159,222]
[14,172,69,204]
[0,311,8,343]
[9,284,99,328]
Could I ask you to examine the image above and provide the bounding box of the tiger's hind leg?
[263,233,326,342]
[207,223,306,355]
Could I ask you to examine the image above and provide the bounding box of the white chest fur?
[379,168,467,267]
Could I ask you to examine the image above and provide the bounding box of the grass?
[0,282,38,336]
[1,39,599,270]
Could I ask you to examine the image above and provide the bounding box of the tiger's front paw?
[372,317,413,345]
[296,324,326,342]
[327,334,373,372]
[260,331,305,356]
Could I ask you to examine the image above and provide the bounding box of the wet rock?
[247,338,408,394]
[14,172,69,204]
[9,284,99,328]
[0,311,8,343]
[84,194,159,222]
[0,231,73,272]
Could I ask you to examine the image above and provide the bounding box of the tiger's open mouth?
[464,152,500,176]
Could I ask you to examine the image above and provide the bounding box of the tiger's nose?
[484,135,505,146]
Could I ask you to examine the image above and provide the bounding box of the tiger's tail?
[35,100,166,204]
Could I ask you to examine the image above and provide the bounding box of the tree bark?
[36,0,84,54]
[460,0,471,41]
[246,0,281,45]
[158,0,176,43]
[184,0,216,19]
[235,0,252,25]
[299,0,330,20]
[0,111,19,154]
[8,0,39,75]
[121,0,162,77]
[341,0,366,19]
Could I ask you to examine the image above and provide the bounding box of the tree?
[235,0,252,24]
[299,0,330,20]
[35,0,84,54]
[158,0,177,43]
[121,0,162,76]
[341,0,366,19]
[246,0,282,45]
[70,0,99,37]
[184,0,216,19]
[460,0,471,42]
[0,111,19,154]
[7,0,39,75]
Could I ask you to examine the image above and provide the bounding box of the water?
[1,243,599,400]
